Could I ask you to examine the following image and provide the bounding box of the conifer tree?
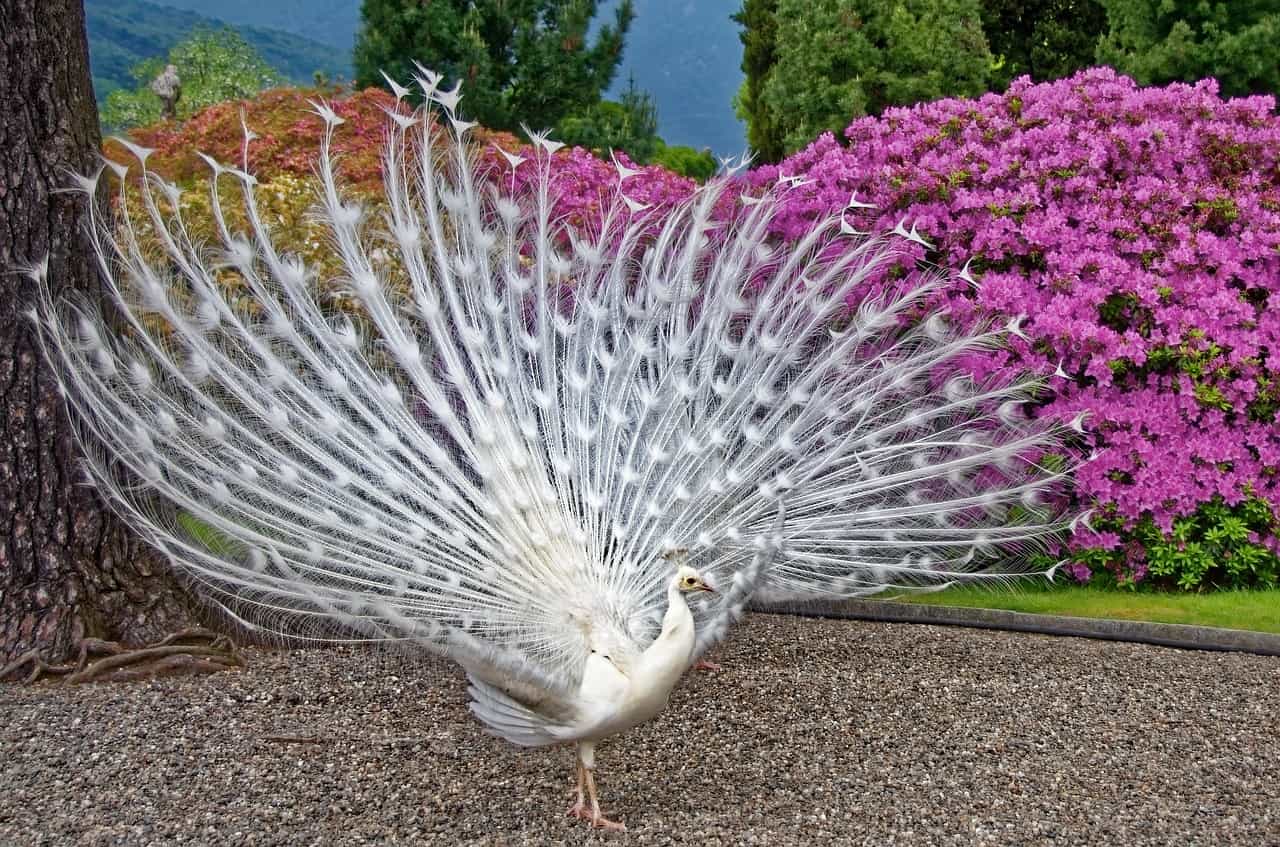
[354,0,635,132]
[732,0,785,163]
[742,0,993,156]
[1095,0,1280,97]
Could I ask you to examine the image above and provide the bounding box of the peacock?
[30,70,1083,829]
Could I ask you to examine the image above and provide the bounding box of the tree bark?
[0,0,204,670]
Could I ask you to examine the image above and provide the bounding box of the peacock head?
[672,564,715,595]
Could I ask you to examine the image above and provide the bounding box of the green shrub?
[651,142,717,181]
[1096,0,1280,98]
[557,78,660,163]
[1080,497,1280,591]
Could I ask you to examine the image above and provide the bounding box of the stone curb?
[751,598,1280,657]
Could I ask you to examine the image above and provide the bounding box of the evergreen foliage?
[557,76,660,162]
[555,77,718,180]
[738,0,994,157]
[353,0,634,132]
[732,0,784,163]
[980,0,1107,88]
[1095,0,1280,97]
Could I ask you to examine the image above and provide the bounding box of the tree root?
[0,627,243,684]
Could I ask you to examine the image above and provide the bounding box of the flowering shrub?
[747,67,1280,589]
[105,85,694,231]
[104,86,693,315]
[106,87,405,196]
[167,172,346,279]
[498,145,696,234]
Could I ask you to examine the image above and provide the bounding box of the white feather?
[32,79,1082,813]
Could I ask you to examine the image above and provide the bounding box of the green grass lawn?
[891,583,1280,634]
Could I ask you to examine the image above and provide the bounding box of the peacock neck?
[635,582,696,686]
[662,582,694,639]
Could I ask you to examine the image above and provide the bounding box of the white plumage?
[31,71,1079,828]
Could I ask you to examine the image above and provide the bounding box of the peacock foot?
[590,813,627,831]
[566,802,625,830]
[693,659,722,672]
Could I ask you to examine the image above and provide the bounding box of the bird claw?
[566,803,625,831]
[591,814,627,831]
[693,659,722,672]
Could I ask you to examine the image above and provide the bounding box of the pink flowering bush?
[495,145,697,233]
[745,68,1280,589]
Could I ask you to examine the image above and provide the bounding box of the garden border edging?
[751,598,1280,657]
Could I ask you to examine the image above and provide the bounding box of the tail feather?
[466,676,574,747]
[32,71,1083,689]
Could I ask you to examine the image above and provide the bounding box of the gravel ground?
[1,614,1277,847]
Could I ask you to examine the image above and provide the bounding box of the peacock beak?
[699,581,716,594]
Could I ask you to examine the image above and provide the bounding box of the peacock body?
[31,71,1081,828]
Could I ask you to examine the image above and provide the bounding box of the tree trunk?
[0,0,204,670]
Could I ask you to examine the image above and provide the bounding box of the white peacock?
[31,69,1082,829]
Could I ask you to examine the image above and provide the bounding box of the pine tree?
[1095,0,1280,97]
[732,0,786,163]
[751,0,994,155]
[353,0,635,133]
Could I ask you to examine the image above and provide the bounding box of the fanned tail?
[31,70,1083,684]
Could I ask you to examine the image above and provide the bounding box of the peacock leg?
[566,753,589,820]
[583,764,625,831]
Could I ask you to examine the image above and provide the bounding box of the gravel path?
[2,614,1277,846]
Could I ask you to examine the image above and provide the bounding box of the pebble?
[1,614,1277,845]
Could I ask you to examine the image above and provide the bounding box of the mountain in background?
[86,0,352,99]
[141,0,747,157]
[137,0,360,51]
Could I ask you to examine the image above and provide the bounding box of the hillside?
[85,0,352,99]
[142,0,359,51]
